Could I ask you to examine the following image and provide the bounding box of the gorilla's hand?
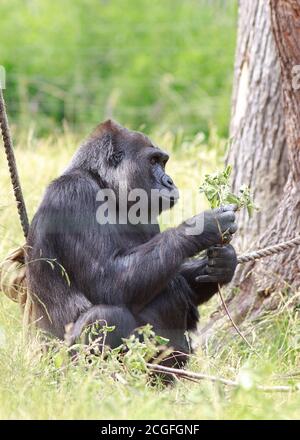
[195,244,237,284]
[184,204,238,251]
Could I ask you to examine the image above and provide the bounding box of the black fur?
[26,120,238,366]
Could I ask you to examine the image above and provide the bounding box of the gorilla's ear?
[90,119,125,167]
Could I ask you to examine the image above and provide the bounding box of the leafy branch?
[199,165,258,216]
[199,165,259,354]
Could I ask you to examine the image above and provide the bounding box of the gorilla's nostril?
[162,174,174,188]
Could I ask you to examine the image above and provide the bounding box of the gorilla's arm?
[179,245,237,306]
[107,226,237,311]
[108,227,200,310]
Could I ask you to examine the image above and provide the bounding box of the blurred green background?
[0,0,237,139]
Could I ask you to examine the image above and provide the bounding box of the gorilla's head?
[69,119,179,215]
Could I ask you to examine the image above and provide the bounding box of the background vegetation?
[1,0,300,421]
[0,0,237,138]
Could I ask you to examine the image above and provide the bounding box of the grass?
[0,130,300,420]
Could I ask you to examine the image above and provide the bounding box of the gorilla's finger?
[220,204,238,212]
[207,248,214,258]
[207,246,221,258]
[208,256,233,266]
[219,211,236,224]
[195,274,218,283]
[205,265,233,276]
[65,315,91,346]
[204,266,215,275]
[222,212,235,222]
[65,323,81,346]
[229,223,238,234]
[208,244,234,256]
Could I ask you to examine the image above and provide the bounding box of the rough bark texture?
[261,0,300,287]
[201,0,300,338]
[228,0,288,255]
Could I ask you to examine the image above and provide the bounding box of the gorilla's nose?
[162,174,174,189]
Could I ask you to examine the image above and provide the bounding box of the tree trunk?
[201,0,300,338]
[228,0,288,255]
[260,0,300,286]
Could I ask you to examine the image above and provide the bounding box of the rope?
[237,235,300,264]
[0,88,29,238]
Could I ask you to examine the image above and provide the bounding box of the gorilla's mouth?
[159,189,180,205]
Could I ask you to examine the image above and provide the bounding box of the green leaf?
[155,335,170,345]
[225,193,240,205]
[199,167,258,217]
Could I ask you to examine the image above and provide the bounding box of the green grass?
[0,131,300,420]
[0,285,300,420]
[0,0,237,137]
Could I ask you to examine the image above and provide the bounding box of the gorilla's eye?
[150,154,160,166]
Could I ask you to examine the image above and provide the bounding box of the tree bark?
[201,0,300,338]
[260,0,300,287]
[228,0,288,255]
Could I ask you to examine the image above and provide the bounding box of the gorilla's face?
[122,129,180,211]
[71,120,179,218]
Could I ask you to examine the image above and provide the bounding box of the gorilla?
[26,120,237,366]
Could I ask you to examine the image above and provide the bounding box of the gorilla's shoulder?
[49,170,99,194]
[41,170,100,209]
[54,169,99,188]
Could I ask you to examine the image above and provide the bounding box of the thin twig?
[257,384,300,393]
[147,363,300,392]
[217,284,261,358]
[147,362,237,386]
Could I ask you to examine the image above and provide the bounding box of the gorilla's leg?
[67,281,196,370]
[66,305,138,348]
[137,281,198,369]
